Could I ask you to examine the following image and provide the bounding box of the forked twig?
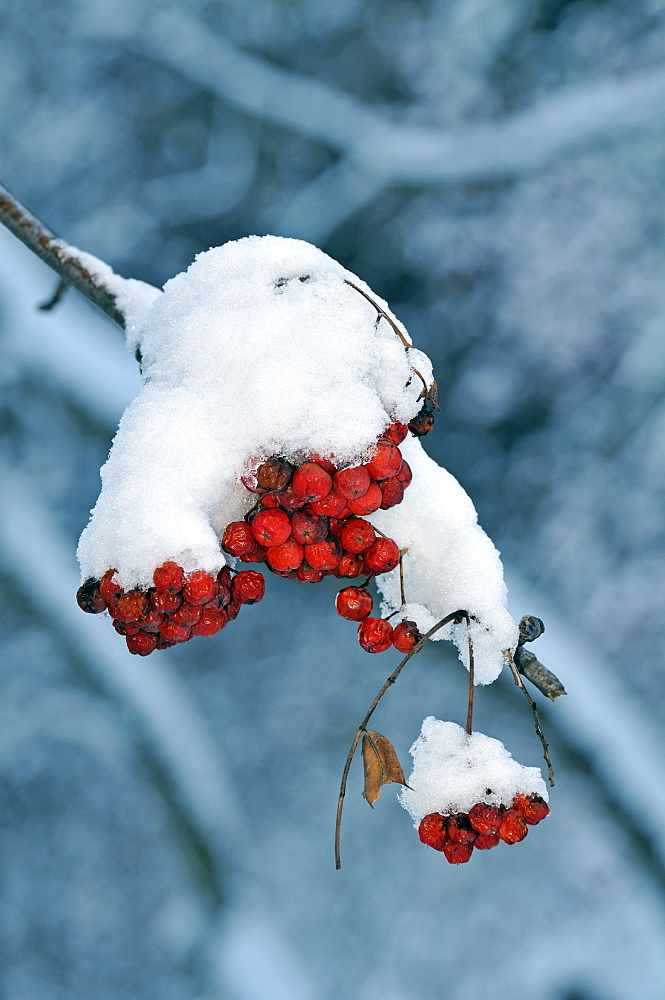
[335,608,468,869]
[343,279,411,349]
[504,650,555,787]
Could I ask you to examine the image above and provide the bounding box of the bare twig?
[465,627,475,736]
[343,279,411,349]
[398,549,407,609]
[0,182,126,329]
[335,608,467,869]
[504,650,555,787]
[38,278,68,312]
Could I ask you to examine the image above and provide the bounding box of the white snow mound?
[399,718,548,824]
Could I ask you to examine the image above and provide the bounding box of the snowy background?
[1,1,665,998]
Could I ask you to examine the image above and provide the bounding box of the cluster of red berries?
[417,793,550,864]
[221,421,418,655]
[76,562,265,655]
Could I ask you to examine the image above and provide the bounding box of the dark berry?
[251,508,292,547]
[291,463,333,502]
[76,578,106,614]
[392,620,421,653]
[335,586,373,621]
[364,537,400,574]
[333,466,371,500]
[256,457,293,492]
[408,407,435,437]
[518,616,545,643]
[275,485,308,511]
[232,570,265,604]
[357,618,394,653]
[291,510,328,544]
[447,814,477,844]
[418,813,447,851]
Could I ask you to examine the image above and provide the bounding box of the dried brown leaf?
[361,730,407,807]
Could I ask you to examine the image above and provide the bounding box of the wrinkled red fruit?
[335,587,373,621]
[498,810,528,844]
[275,485,308,511]
[153,561,184,594]
[418,813,447,851]
[170,601,203,627]
[335,553,364,578]
[364,537,400,574]
[442,841,474,864]
[183,571,216,606]
[447,814,477,844]
[339,518,375,554]
[296,564,324,583]
[140,609,164,633]
[126,632,157,656]
[305,537,341,571]
[159,621,192,644]
[114,590,149,623]
[291,510,328,545]
[382,421,408,445]
[474,833,501,850]
[239,544,267,564]
[256,457,293,492]
[357,618,394,653]
[251,508,292,547]
[232,570,265,604]
[333,466,371,500]
[191,610,227,636]
[364,441,402,480]
[379,477,404,509]
[291,463,333,502]
[396,460,412,487]
[346,481,382,516]
[309,490,349,518]
[513,793,550,825]
[76,578,106,614]
[150,589,182,614]
[392,620,421,653]
[266,539,304,572]
[468,803,502,836]
[100,569,123,605]
[222,521,256,557]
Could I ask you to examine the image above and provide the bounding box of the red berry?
[474,833,501,850]
[335,586,373,621]
[256,457,293,492]
[364,441,402,480]
[276,485,309,511]
[251,508,292,547]
[140,609,165,633]
[308,454,337,475]
[418,813,447,851]
[150,589,182,614]
[155,634,174,650]
[309,491,349,518]
[222,521,256,557]
[305,537,341,571]
[114,590,149,623]
[339,518,375,554]
[346,481,382,516]
[396,460,412,488]
[296,564,324,583]
[217,566,232,589]
[126,632,157,656]
[392,620,421,653]
[498,810,528,844]
[513,794,550,825]
[468,803,502,836]
[76,578,106,614]
[447,814,477,844]
[291,510,328,545]
[335,553,364,578]
[291,463,333,502]
[100,569,123,604]
[379,477,404,510]
[112,620,141,636]
[159,621,192,644]
[183,571,217,606]
[442,841,474,864]
[357,618,393,653]
[191,609,227,636]
[239,543,267,564]
[170,601,203,627]
[226,601,241,621]
[364,537,400,574]
[152,561,184,594]
[232,570,265,604]
[333,466,371,500]
[266,539,304,572]
[382,421,408,445]
[260,493,280,508]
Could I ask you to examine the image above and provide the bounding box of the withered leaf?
[361,730,408,807]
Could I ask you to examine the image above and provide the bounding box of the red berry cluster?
[222,421,417,655]
[417,793,550,864]
[76,563,265,655]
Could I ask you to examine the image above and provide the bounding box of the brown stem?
[335,608,467,869]
[0,182,126,329]
[465,626,475,736]
[343,279,411,349]
[398,549,407,609]
[503,650,555,786]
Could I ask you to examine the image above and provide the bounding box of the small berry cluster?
[76,562,265,655]
[417,793,550,864]
[222,421,416,655]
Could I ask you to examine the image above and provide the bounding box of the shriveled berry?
[339,518,375,554]
[418,813,447,851]
[251,509,292,547]
[468,803,502,836]
[232,570,265,604]
[192,609,227,636]
[364,441,402,480]
[346,481,382,515]
[155,634,174,650]
[100,569,123,605]
[379,477,404,509]
[159,621,192,644]
[239,544,267,564]
[442,840,473,864]
[76,578,106,614]
[217,566,232,589]
[140,609,165,633]
[336,586,373,621]
[226,601,241,621]
[275,485,308,511]
[447,814,477,844]
[265,539,304,572]
[333,466,371,500]
[335,553,364,578]
[498,810,528,844]
[115,590,149,623]
[396,460,412,488]
[364,537,400,574]
[513,793,550,825]
[112,620,141,636]
[305,537,341,571]
[408,407,435,437]
[291,510,328,544]
[256,457,294,492]
[292,462,333,502]
[183,571,217,606]
[126,632,157,656]
[357,617,394,653]
[309,490,349,518]
[473,833,501,851]
[153,561,184,594]
[150,589,182,614]
[170,601,203,627]
[382,421,408,445]
[296,564,324,583]
[222,521,256,557]
[392,620,421,653]
[240,471,266,494]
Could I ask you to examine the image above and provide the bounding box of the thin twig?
[398,549,407,609]
[38,277,68,312]
[343,279,411,349]
[0,182,126,329]
[504,650,555,787]
[465,626,475,736]
[335,608,467,869]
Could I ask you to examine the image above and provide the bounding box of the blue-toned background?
[1,2,665,998]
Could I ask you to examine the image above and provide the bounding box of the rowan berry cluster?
[76,563,264,655]
[222,420,419,655]
[417,793,550,864]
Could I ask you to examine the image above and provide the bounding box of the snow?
[77,234,515,681]
[399,718,548,824]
